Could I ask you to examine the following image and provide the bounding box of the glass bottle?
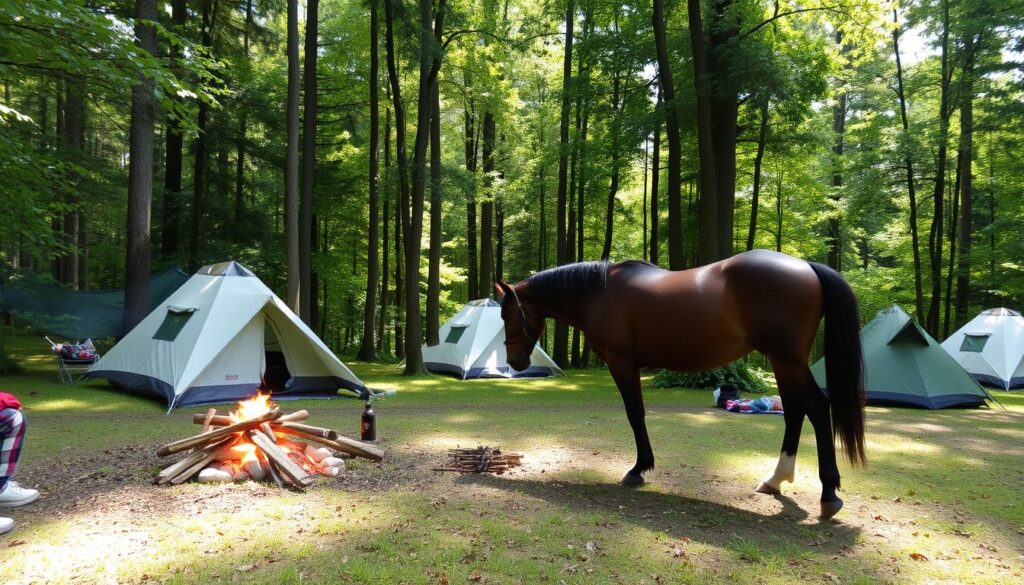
[360,401,376,441]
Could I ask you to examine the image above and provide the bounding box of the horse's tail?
[808,262,866,466]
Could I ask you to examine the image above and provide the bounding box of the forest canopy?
[1,0,1023,371]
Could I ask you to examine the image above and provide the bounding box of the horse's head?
[495,281,544,372]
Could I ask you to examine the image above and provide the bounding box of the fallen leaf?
[439,573,449,585]
[822,572,840,583]
[909,553,928,561]
[7,539,26,547]
[468,570,482,582]
[235,564,256,572]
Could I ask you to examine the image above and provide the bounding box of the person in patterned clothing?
[0,392,39,535]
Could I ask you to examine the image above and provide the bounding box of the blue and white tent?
[423,299,562,380]
[87,261,365,410]
[941,308,1024,390]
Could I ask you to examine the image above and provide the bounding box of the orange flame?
[228,391,275,424]
[231,443,259,465]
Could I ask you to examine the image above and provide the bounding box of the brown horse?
[495,249,865,519]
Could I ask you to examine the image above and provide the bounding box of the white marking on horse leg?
[758,453,796,493]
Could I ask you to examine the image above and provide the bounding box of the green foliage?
[651,361,770,393]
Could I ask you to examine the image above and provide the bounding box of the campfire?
[154,393,384,489]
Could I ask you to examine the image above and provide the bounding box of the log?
[168,438,240,485]
[201,408,218,433]
[192,409,309,426]
[158,408,281,456]
[275,421,339,441]
[248,429,314,487]
[260,452,286,489]
[154,437,233,485]
[278,429,384,461]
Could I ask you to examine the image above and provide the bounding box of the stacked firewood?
[154,407,384,490]
[434,446,523,475]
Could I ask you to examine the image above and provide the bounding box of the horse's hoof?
[755,481,781,495]
[820,498,844,520]
[621,473,645,488]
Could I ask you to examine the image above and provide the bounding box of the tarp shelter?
[0,267,189,339]
[811,305,988,409]
[941,308,1024,390]
[422,299,562,379]
[87,261,366,410]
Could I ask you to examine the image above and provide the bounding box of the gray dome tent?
[87,262,366,410]
[811,305,989,409]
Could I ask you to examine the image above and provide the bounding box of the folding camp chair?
[46,337,100,384]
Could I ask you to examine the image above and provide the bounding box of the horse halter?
[504,286,539,347]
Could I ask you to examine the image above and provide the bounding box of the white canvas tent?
[87,261,366,410]
[422,299,562,379]
[941,308,1024,390]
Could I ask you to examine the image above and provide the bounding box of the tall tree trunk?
[576,79,588,265]
[926,0,951,337]
[893,7,924,319]
[746,100,768,251]
[643,136,648,261]
[943,154,961,338]
[189,0,213,272]
[478,112,495,298]
[299,0,319,324]
[285,0,301,313]
[538,164,546,271]
[689,0,720,266]
[378,105,392,354]
[827,32,849,270]
[496,202,504,281]
[652,0,684,270]
[570,66,589,369]
[358,0,381,360]
[162,0,187,259]
[553,0,574,368]
[394,168,404,360]
[403,0,446,374]
[426,76,442,345]
[650,89,661,266]
[464,73,478,300]
[954,36,977,327]
[124,0,158,334]
[601,71,622,260]
[234,0,253,235]
[62,77,85,288]
[384,0,411,359]
[775,168,784,252]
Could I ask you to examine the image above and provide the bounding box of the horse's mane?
[524,260,656,300]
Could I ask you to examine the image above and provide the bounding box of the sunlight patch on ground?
[444,413,483,424]
[865,433,944,456]
[0,486,387,585]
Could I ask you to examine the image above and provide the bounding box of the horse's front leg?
[607,359,654,487]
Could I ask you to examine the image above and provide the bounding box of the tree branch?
[740,7,844,41]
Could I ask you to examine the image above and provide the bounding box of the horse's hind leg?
[804,371,844,519]
[607,358,654,486]
[761,358,843,519]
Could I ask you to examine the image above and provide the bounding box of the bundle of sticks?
[434,446,523,475]
[154,408,384,489]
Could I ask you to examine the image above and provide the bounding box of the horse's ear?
[494,281,513,299]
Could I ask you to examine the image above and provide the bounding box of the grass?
[0,325,1023,584]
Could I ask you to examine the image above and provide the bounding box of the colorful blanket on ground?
[724,395,784,414]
